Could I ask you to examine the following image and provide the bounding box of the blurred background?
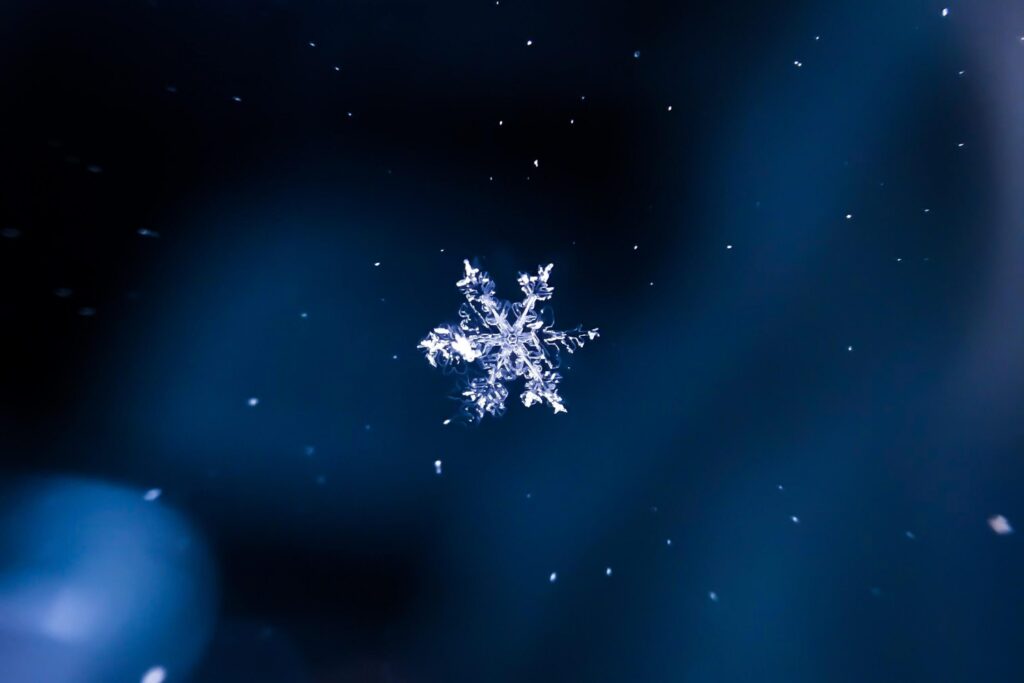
[2,0,1024,681]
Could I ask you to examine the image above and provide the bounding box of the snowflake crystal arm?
[420,259,599,422]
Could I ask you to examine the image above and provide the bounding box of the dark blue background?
[2,0,1024,681]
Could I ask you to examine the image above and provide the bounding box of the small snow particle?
[847,345,854,352]
[232,96,242,102]
[793,60,803,68]
[790,515,800,524]
[726,244,733,250]
[605,567,613,576]
[666,105,672,111]
[549,572,557,583]
[143,488,162,502]
[373,261,381,267]
[533,159,539,168]
[941,8,949,17]
[845,213,853,220]
[708,591,719,602]
[334,66,340,71]
[309,41,317,47]
[137,228,160,238]
[300,311,308,318]
[247,397,259,407]
[633,244,639,250]
[443,418,452,425]
[526,39,533,46]
[141,667,166,683]
[434,459,442,475]
[633,50,641,59]
[666,538,672,546]
[989,515,1014,535]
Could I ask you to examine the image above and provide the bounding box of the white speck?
[666,105,672,111]
[814,35,820,41]
[605,567,613,576]
[633,50,641,59]
[923,208,930,213]
[373,261,381,267]
[793,60,803,68]
[533,159,539,168]
[708,591,719,602]
[896,257,903,262]
[649,281,655,286]
[392,354,398,360]
[300,311,308,318]
[549,572,557,583]
[847,345,854,352]
[442,418,452,425]
[957,142,964,148]
[777,484,785,491]
[633,244,638,250]
[309,41,317,47]
[905,530,916,540]
[790,515,800,524]
[569,118,574,124]
[346,112,353,117]
[232,96,242,102]
[845,213,853,220]
[498,120,503,126]
[526,39,533,46]
[988,514,1014,535]
[247,397,259,407]
[434,459,442,475]
[666,538,672,546]
[142,488,162,502]
[941,7,949,17]
[958,70,966,75]
[141,667,166,683]
[137,228,160,238]
[726,244,733,250]
[333,66,340,71]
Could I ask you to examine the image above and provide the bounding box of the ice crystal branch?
[419,260,599,421]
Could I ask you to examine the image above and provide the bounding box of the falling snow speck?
[232,96,242,102]
[708,591,719,602]
[605,567,613,576]
[434,459,443,475]
[549,572,557,583]
[141,667,167,683]
[633,50,641,59]
[791,515,800,524]
[137,228,159,238]
[143,488,162,502]
[247,397,259,407]
[989,515,1013,535]
[941,7,949,16]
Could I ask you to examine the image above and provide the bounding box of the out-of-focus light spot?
[143,489,162,502]
[989,515,1013,535]
[141,666,167,683]
[791,515,800,524]
[633,50,641,59]
[526,39,533,46]
[549,572,557,583]
[434,459,443,475]
[708,591,719,602]
[247,397,259,407]
[78,307,96,317]
[845,213,853,220]
[941,7,949,16]
[533,159,539,168]
[605,567,612,576]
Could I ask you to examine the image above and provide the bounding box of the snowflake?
[419,260,599,421]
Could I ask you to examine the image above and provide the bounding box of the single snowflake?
[419,260,599,421]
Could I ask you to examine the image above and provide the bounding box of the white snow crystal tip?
[141,666,167,683]
[419,260,597,422]
[988,515,1013,535]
